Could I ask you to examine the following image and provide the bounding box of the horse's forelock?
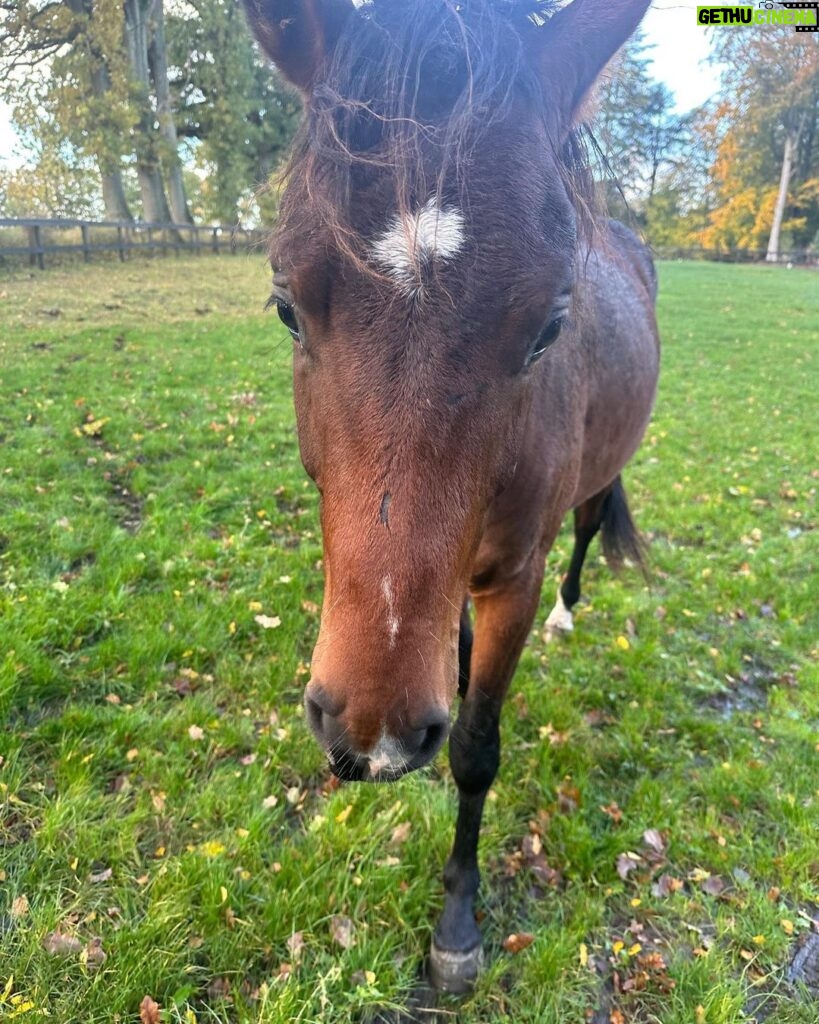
[272,0,597,275]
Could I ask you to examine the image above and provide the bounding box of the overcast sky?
[0,0,718,170]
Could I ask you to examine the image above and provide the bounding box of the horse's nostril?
[305,695,325,739]
[418,719,448,760]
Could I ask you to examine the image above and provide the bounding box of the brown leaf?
[89,867,113,884]
[601,801,623,825]
[701,875,726,897]
[330,915,355,949]
[139,996,161,1024]
[642,829,666,857]
[287,931,305,961]
[84,937,107,969]
[556,782,581,815]
[651,873,683,898]
[389,822,412,847]
[503,932,535,954]
[43,931,83,956]
[616,852,642,881]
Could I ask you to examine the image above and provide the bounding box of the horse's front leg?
[429,556,546,993]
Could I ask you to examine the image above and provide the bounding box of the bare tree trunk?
[100,168,133,221]
[766,130,795,263]
[148,0,192,224]
[66,0,134,221]
[125,0,173,224]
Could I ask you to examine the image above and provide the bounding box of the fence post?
[81,223,91,263]
[28,224,45,270]
[211,227,219,254]
[117,225,125,262]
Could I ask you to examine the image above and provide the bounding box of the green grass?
[0,256,817,1024]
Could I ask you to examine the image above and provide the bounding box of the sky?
[0,0,719,170]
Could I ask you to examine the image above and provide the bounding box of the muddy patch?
[704,658,780,719]
[787,931,819,998]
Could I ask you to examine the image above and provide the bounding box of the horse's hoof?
[543,589,573,643]
[428,940,483,994]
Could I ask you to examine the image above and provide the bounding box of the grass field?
[1,255,817,1024]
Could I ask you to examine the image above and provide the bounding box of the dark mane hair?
[273,0,599,273]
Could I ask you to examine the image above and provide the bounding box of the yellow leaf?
[335,804,353,824]
[615,635,630,651]
[220,886,228,904]
[579,943,588,967]
[628,942,642,956]
[2,976,14,1003]
[612,940,624,955]
[752,935,765,946]
[781,919,794,936]
[200,841,225,858]
[81,417,109,437]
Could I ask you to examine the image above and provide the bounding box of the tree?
[702,23,819,257]
[166,0,300,225]
[1,0,135,220]
[595,32,698,239]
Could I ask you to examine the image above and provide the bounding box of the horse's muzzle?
[304,681,449,781]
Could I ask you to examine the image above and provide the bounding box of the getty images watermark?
[697,2,819,30]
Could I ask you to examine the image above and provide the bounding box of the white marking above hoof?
[543,589,573,643]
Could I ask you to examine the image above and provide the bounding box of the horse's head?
[244,0,650,780]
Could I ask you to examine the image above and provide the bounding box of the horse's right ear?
[242,0,354,93]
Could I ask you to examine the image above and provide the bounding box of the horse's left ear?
[242,0,354,93]
[527,0,652,134]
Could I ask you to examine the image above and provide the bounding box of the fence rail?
[654,245,819,267]
[0,217,269,269]
[2,217,817,270]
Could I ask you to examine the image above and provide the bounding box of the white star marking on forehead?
[370,196,466,295]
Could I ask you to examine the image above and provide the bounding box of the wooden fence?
[654,245,819,267]
[1,217,816,271]
[0,217,269,269]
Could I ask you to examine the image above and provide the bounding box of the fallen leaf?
[89,867,113,884]
[10,895,29,918]
[254,614,281,630]
[389,821,412,846]
[188,725,204,741]
[139,996,161,1024]
[503,932,535,954]
[83,937,107,970]
[287,931,305,961]
[616,852,642,881]
[330,915,355,949]
[556,782,581,814]
[601,801,623,824]
[642,829,666,856]
[701,875,726,897]
[43,931,83,956]
[651,873,683,898]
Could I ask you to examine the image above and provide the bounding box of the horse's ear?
[528,0,651,133]
[243,0,354,93]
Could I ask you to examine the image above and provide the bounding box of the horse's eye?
[276,299,301,341]
[526,314,566,367]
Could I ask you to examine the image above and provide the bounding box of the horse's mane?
[273,0,598,273]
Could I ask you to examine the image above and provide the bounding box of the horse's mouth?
[328,753,413,784]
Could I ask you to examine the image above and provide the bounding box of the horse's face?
[245,0,651,780]
[275,134,575,778]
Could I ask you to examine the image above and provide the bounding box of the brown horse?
[243,0,659,992]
